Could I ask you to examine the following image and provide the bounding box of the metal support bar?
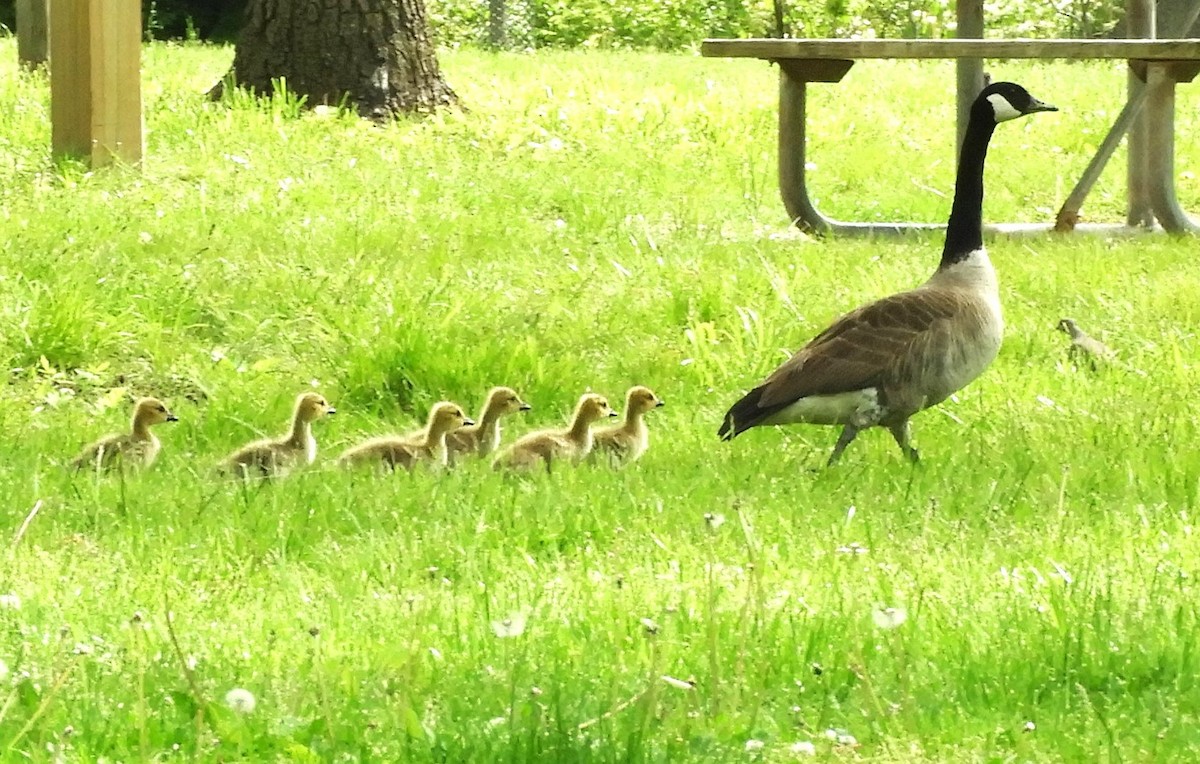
[1144,62,1199,233]
[1126,0,1156,227]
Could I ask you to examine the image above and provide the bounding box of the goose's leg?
[827,425,860,466]
[888,421,920,463]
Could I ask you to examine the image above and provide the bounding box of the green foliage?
[0,39,1199,761]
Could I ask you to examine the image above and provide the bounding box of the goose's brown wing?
[757,288,962,408]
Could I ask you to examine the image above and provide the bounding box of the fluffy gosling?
[446,386,531,463]
[338,401,473,471]
[1057,318,1115,369]
[492,393,617,473]
[592,386,664,466]
[219,392,336,479]
[72,397,177,472]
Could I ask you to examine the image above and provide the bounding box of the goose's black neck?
[940,115,997,268]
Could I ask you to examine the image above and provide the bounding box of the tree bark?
[211,0,457,118]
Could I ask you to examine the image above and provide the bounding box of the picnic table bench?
[700,35,1200,235]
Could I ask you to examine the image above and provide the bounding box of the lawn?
[0,39,1199,761]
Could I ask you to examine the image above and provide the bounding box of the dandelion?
[491,611,527,639]
[224,688,256,714]
[790,741,816,756]
[744,739,765,752]
[872,604,908,630]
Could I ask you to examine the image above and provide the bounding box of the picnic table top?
[700,38,1200,61]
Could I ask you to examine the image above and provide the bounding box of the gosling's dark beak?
[326,407,337,415]
[1025,97,1057,114]
[608,410,619,417]
[655,400,665,407]
[463,418,476,427]
[519,403,532,411]
[166,413,179,422]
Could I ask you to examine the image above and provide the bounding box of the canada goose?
[1057,318,1114,368]
[492,393,617,473]
[592,386,664,466]
[718,82,1056,466]
[338,401,474,471]
[72,397,178,471]
[444,386,531,463]
[219,392,335,479]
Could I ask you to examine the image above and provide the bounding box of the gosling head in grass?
[445,386,531,464]
[338,401,474,471]
[1057,318,1115,369]
[219,391,336,480]
[591,385,664,467]
[72,397,178,472]
[492,392,616,474]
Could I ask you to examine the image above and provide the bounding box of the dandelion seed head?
[224,688,256,714]
[790,740,816,756]
[0,594,21,610]
[872,604,908,630]
[704,512,726,529]
[491,611,527,639]
[744,738,765,752]
[0,658,8,682]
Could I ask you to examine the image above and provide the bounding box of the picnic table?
[700,2,1200,236]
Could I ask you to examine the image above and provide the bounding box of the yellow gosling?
[592,386,664,466]
[219,392,336,479]
[338,402,473,471]
[492,393,616,474]
[446,386,531,463]
[72,397,178,472]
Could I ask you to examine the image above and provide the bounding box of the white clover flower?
[224,688,256,714]
[872,604,908,630]
[790,740,816,756]
[744,739,765,752]
[0,658,8,682]
[704,513,726,529]
[0,594,21,610]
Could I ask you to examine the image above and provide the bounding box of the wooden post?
[955,0,985,158]
[49,0,142,166]
[16,0,50,70]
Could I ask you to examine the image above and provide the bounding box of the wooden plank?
[16,0,49,69]
[701,38,1200,61]
[49,0,142,166]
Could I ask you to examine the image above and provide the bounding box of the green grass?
[1,39,1200,761]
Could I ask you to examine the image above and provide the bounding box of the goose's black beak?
[1025,97,1057,114]
[326,407,337,415]
[608,410,619,417]
[166,414,179,422]
[655,400,665,407]
[520,403,532,411]
[463,418,476,427]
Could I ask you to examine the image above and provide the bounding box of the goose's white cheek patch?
[987,93,1023,122]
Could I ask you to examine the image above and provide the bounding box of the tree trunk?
[211,0,457,118]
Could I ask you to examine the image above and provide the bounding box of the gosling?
[445,386,531,463]
[219,392,336,479]
[592,386,664,466]
[1057,318,1115,369]
[338,401,473,471]
[72,397,177,472]
[492,393,617,474]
